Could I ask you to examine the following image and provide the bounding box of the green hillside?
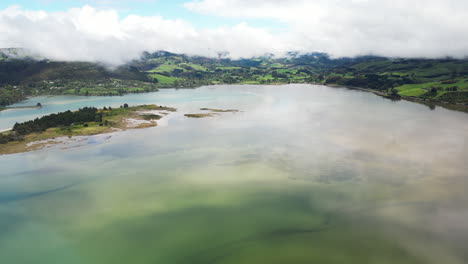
[1,49,467,107]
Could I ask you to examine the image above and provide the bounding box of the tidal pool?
[1,84,468,264]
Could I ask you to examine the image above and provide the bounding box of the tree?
[36,102,42,108]
[451,71,457,79]
[123,103,129,108]
[390,89,399,96]
[325,76,344,85]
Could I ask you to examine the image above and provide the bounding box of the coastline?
[0,105,41,113]
[325,84,468,114]
[2,83,467,116]
[5,105,41,110]
[0,105,239,155]
[0,104,173,155]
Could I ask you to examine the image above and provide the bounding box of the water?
[0,87,255,130]
[1,84,468,264]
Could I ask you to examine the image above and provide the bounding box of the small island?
[0,104,176,155]
[199,108,239,113]
[184,113,218,118]
[184,108,240,118]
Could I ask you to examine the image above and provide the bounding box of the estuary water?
[1,84,468,264]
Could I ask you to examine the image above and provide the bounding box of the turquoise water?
[0,87,256,130]
[1,84,468,263]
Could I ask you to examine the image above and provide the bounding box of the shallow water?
[1,84,468,264]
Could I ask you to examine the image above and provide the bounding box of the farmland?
[1,49,467,107]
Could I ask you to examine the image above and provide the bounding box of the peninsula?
[0,104,176,155]
[0,105,241,155]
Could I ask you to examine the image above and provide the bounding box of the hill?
[0,49,467,107]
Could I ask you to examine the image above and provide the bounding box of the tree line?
[13,107,102,135]
[0,107,103,144]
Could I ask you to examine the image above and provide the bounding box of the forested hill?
[1,49,467,107]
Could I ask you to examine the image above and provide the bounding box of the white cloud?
[1,1,467,65]
[185,0,468,58]
[0,5,290,64]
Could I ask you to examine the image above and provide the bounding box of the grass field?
[148,63,186,73]
[395,79,468,92]
[147,74,180,85]
[216,66,243,70]
[181,63,207,71]
[398,88,427,97]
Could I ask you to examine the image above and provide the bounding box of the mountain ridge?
[1,49,467,109]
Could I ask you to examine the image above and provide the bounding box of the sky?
[0,0,467,65]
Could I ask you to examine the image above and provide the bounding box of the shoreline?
[5,105,41,109]
[325,84,468,114]
[0,105,41,112]
[3,83,467,115]
[0,105,239,155]
[0,104,173,155]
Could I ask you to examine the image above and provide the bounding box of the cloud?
[37,0,159,9]
[0,5,291,64]
[1,1,467,65]
[185,0,468,58]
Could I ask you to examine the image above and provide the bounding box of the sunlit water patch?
[1,84,468,264]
